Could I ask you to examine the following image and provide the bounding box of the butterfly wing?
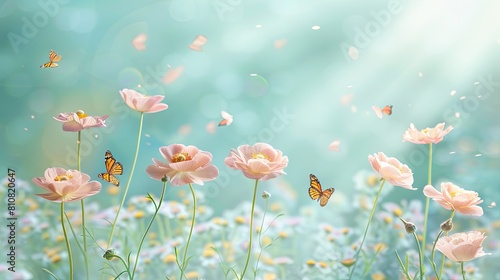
[104,150,116,172]
[98,173,120,187]
[218,119,228,127]
[109,161,123,175]
[40,62,58,68]
[372,106,383,118]
[49,50,62,62]
[308,174,323,201]
[319,188,335,207]
[100,150,123,186]
[107,174,120,186]
[382,105,393,116]
[40,50,61,68]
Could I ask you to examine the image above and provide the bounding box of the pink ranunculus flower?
[32,168,102,202]
[146,144,219,186]
[436,231,491,262]
[119,88,168,113]
[224,143,288,181]
[53,110,108,132]
[402,122,453,144]
[423,182,483,216]
[368,152,415,190]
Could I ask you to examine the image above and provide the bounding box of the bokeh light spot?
[118,67,143,88]
[245,74,268,97]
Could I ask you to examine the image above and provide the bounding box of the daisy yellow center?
[172,152,191,162]
[76,110,88,118]
[366,174,379,187]
[252,152,269,160]
[449,187,465,198]
[54,174,72,181]
[340,258,356,267]
[392,208,403,217]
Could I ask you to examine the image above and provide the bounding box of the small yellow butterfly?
[40,50,62,68]
[308,174,335,207]
[98,150,123,186]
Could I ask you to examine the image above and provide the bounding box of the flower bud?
[103,249,117,260]
[262,191,271,199]
[398,217,416,234]
[340,258,356,268]
[440,218,453,232]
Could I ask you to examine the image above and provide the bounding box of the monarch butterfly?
[308,174,335,207]
[40,50,62,68]
[98,150,123,186]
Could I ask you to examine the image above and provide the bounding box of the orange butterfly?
[382,105,393,115]
[98,150,123,186]
[218,111,233,127]
[372,105,393,118]
[40,50,62,68]
[308,174,335,207]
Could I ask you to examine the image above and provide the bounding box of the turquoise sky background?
[1,0,500,215]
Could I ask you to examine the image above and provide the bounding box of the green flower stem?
[254,197,270,273]
[165,216,173,239]
[76,131,89,280]
[107,112,144,248]
[114,254,133,279]
[438,211,455,279]
[61,202,74,280]
[422,143,433,256]
[412,232,424,280]
[348,179,386,280]
[131,180,168,279]
[461,262,466,280]
[240,179,260,280]
[156,212,166,241]
[179,183,197,279]
[430,230,444,279]
[77,131,81,170]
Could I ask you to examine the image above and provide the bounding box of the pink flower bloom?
[224,143,288,181]
[32,167,102,202]
[423,183,483,216]
[402,122,453,144]
[368,152,415,190]
[146,144,219,186]
[119,88,168,113]
[53,110,108,132]
[436,231,490,262]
